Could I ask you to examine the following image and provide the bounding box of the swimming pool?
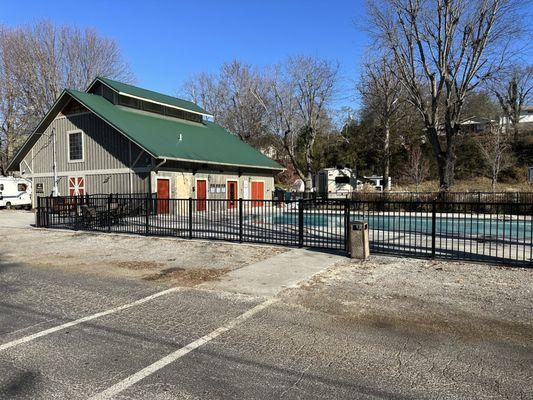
[271,212,532,240]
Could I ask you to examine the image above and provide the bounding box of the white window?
[68,130,84,162]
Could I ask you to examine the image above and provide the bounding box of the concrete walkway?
[0,210,34,229]
[201,248,345,297]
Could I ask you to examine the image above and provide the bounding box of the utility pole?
[52,127,59,196]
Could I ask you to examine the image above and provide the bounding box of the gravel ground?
[275,256,533,399]
[285,256,532,341]
[0,211,287,285]
[1,211,532,399]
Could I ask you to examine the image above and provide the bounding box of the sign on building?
[529,167,533,183]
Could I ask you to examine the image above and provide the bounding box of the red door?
[251,181,264,207]
[69,177,85,196]
[227,181,238,209]
[196,180,207,211]
[157,179,170,214]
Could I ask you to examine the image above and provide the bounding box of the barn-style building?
[7,77,283,208]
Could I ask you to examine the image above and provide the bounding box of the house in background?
[459,116,495,133]
[499,105,533,134]
[500,105,533,126]
[7,77,283,208]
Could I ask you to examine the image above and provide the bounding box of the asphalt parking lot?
[1,211,532,399]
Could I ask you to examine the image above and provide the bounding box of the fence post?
[298,199,304,248]
[74,195,78,230]
[107,194,111,232]
[431,200,436,258]
[36,197,41,227]
[45,197,49,227]
[344,199,350,251]
[145,194,150,235]
[188,197,193,239]
[238,198,243,243]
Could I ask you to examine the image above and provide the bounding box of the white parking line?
[0,287,180,352]
[90,297,278,400]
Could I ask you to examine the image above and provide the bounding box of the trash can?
[349,220,370,259]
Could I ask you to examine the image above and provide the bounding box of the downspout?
[51,127,59,196]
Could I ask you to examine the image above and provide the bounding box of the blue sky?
[0,0,368,109]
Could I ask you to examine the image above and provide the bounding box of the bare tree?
[403,144,430,191]
[359,55,402,190]
[476,125,513,191]
[489,65,533,139]
[255,57,338,191]
[182,72,225,121]
[0,28,30,173]
[253,65,302,178]
[367,0,523,191]
[182,61,270,147]
[288,56,338,190]
[0,21,132,172]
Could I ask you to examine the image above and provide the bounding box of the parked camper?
[316,168,360,197]
[0,177,32,209]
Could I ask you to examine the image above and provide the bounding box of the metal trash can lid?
[350,220,368,230]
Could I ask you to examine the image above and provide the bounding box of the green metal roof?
[95,77,210,116]
[67,89,283,170]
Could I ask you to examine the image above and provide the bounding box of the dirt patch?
[143,267,231,286]
[284,256,533,344]
[113,261,165,270]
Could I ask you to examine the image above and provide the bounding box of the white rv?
[0,176,32,209]
[316,168,360,197]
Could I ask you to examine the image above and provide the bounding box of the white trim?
[21,159,33,174]
[25,167,151,178]
[225,178,239,205]
[117,92,213,118]
[55,111,92,120]
[67,129,85,163]
[162,155,283,172]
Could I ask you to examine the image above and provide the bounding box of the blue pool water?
[271,213,532,239]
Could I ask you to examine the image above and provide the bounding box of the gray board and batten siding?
[20,109,152,203]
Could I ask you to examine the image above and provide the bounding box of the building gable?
[8,80,283,173]
[11,94,152,176]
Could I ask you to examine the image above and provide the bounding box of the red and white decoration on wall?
[68,176,85,196]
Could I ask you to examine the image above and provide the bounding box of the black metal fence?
[346,191,533,204]
[36,194,532,267]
